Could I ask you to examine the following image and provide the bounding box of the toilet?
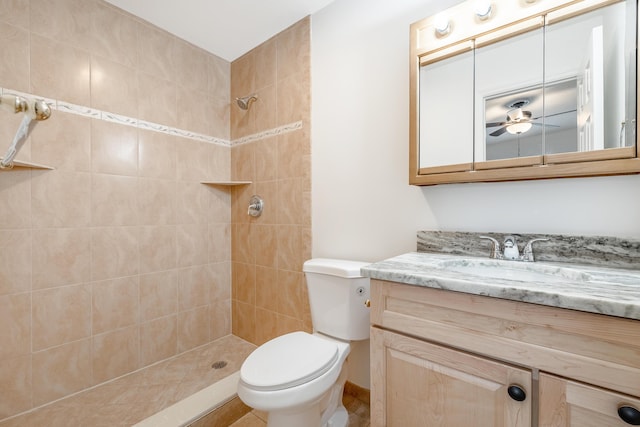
[237,258,371,427]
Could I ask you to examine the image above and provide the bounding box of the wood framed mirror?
[409,0,640,185]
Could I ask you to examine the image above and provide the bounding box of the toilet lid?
[240,331,339,391]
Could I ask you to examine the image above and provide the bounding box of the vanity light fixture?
[506,122,532,134]
[474,0,493,20]
[434,14,451,36]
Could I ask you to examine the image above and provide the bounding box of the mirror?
[410,0,640,185]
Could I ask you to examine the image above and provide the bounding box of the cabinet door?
[371,327,531,427]
[540,373,640,426]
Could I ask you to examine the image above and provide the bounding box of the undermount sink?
[436,258,594,283]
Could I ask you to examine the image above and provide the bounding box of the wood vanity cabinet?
[370,279,640,427]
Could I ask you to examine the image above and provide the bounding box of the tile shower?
[0,0,311,423]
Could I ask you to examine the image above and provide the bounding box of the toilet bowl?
[237,259,371,427]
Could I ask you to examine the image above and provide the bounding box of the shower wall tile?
[0,22,30,93]
[140,315,177,366]
[140,270,178,322]
[139,225,177,274]
[138,131,177,180]
[0,355,31,420]
[90,226,139,281]
[177,305,210,352]
[231,17,311,344]
[0,0,29,29]
[0,0,233,419]
[31,170,91,228]
[32,284,92,351]
[32,228,91,290]
[0,230,31,295]
[32,339,92,406]
[91,174,139,226]
[92,276,139,334]
[0,169,30,229]
[0,293,30,359]
[30,111,92,172]
[29,34,91,106]
[92,325,139,384]
[90,2,138,69]
[90,56,138,118]
[91,119,138,176]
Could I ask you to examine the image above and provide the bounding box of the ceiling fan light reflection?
[506,122,532,134]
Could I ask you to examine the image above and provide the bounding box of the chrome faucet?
[479,235,548,262]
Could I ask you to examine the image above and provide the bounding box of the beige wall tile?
[30,0,93,50]
[140,315,177,366]
[177,306,209,352]
[139,225,176,274]
[0,169,30,229]
[277,270,305,319]
[209,300,231,340]
[137,23,175,82]
[178,265,211,311]
[176,224,208,268]
[254,180,278,225]
[255,266,278,312]
[232,300,255,343]
[91,174,139,226]
[208,223,231,263]
[254,38,277,91]
[30,111,91,172]
[232,224,254,264]
[0,229,31,295]
[209,145,231,183]
[276,225,304,272]
[31,170,91,228]
[32,228,91,290]
[176,140,211,182]
[90,56,138,118]
[91,119,138,176]
[176,182,209,225]
[208,187,232,223]
[173,39,209,93]
[90,2,138,69]
[140,270,177,322]
[208,54,230,101]
[276,18,310,82]
[138,178,176,226]
[0,293,30,359]
[253,225,277,268]
[30,34,90,106]
[232,262,255,305]
[137,72,177,127]
[230,51,255,101]
[276,72,310,127]
[92,276,139,334]
[32,339,92,406]
[176,87,213,136]
[253,84,277,132]
[92,325,139,384]
[32,284,91,351]
[254,136,277,182]
[277,178,303,225]
[0,0,29,29]
[0,354,31,420]
[277,129,308,179]
[138,130,177,180]
[255,307,278,346]
[0,22,29,93]
[91,226,139,281]
[209,261,231,302]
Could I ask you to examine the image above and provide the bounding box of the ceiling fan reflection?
[486,107,565,137]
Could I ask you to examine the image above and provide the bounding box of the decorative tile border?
[0,87,302,147]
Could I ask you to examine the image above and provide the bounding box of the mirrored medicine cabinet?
[409,0,640,185]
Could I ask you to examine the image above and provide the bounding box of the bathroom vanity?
[362,236,640,426]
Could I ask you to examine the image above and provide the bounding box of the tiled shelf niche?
[201,181,252,186]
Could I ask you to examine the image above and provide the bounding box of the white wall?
[311,0,640,265]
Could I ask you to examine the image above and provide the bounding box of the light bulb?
[434,14,451,36]
[506,122,532,134]
[474,0,492,20]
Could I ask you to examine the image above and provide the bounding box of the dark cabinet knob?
[507,385,526,402]
[618,406,640,425]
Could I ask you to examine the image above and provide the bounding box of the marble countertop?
[361,252,640,321]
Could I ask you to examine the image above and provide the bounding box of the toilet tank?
[303,259,371,341]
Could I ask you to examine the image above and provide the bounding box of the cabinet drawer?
[540,373,640,426]
[371,279,640,397]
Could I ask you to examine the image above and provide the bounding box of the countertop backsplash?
[417,230,640,270]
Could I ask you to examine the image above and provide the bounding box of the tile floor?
[0,335,256,427]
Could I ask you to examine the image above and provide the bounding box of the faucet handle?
[479,236,502,259]
[521,238,549,262]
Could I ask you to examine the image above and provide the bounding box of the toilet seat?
[240,332,339,391]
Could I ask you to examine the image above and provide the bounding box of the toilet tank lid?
[303,258,370,278]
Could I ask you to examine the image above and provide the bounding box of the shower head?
[236,94,258,110]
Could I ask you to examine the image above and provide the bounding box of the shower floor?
[0,335,256,427]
